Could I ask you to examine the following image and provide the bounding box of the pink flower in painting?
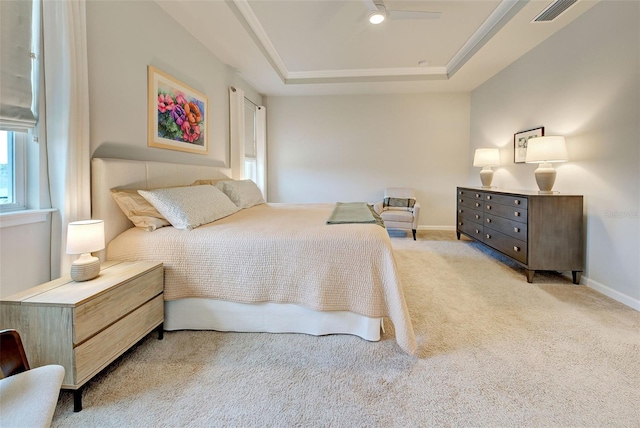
[182,123,201,143]
[175,93,187,106]
[157,94,175,113]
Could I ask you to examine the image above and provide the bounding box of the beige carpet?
[51,231,640,427]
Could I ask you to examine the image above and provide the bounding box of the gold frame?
[147,66,209,155]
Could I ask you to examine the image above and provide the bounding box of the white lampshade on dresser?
[66,219,105,282]
[473,148,500,188]
[525,136,568,194]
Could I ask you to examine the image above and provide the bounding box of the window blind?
[0,0,37,132]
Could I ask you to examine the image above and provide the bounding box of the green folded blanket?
[327,202,385,228]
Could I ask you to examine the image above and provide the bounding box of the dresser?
[456,187,584,283]
[0,260,164,411]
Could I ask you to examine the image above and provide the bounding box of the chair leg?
[412,229,416,240]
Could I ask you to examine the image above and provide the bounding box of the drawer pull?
[514,227,520,233]
[486,205,491,210]
[459,191,462,195]
[475,229,479,234]
[486,195,492,200]
[475,214,480,219]
[475,202,481,208]
[458,221,463,226]
[459,199,463,203]
[513,246,520,252]
[475,193,480,198]
[514,211,520,217]
[486,234,491,239]
[486,218,491,223]
[514,200,520,205]
[458,209,463,214]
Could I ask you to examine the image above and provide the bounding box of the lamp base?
[534,163,557,194]
[70,253,101,282]
[479,167,494,188]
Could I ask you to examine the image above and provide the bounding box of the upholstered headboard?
[91,158,231,250]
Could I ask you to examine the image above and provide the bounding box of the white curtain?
[229,87,245,179]
[255,105,267,200]
[42,0,91,278]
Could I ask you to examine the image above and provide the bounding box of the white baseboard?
[418,225,456,231]
[583,276,640,311]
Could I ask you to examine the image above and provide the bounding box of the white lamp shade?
[66,220,105,255]
[525,136,568,163]
[473,148,500,167]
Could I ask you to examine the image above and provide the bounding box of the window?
[243,100,257,183]
[0,130,26,211]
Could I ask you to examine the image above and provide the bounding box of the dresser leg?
[572,271,582,284]
[73,388,83,412]
[456,231,461,240]
[525,269,535,283]
[157,322,164,340]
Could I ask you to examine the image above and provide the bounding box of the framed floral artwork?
[148,66,209,154]
[514,126,544,163]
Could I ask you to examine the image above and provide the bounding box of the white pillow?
[138,185,240,230]
[215,179,265,209]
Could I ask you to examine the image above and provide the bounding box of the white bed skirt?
[164,299,383,342]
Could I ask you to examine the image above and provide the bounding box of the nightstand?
[0,260,164,412]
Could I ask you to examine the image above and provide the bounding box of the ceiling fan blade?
[388,10,442,20]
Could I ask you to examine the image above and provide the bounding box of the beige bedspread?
[107,203,416,354]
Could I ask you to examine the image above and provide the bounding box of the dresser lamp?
[525,136,568,194]
[473,148,500,188]
[66,219,105,282]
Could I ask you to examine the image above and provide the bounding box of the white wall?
[87,0,261,167]
[266,93,470,228]
[469,1,639,307]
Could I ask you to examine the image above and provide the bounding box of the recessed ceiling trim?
[446,0,530,77]
[231,0,289,82]
[286,66,448,84]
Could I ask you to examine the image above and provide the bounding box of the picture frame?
[514,127,544,163]
[148,66,209,155]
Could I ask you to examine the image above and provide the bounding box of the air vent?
[533,0,578,22]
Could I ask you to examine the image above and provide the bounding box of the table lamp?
[473,148,500,188]
[66,219,105,281]
[525,136,568,194]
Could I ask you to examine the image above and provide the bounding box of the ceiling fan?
[362,0,442,24]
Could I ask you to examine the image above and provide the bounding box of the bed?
[92,157,416,355]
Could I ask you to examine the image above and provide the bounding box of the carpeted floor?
[51,231,640,427]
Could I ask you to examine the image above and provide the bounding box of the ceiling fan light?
[368,5,386,24]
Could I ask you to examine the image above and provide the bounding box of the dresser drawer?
[458,217,484,239]
[458,206,483,222]
[73,294,163,386]
[458,197,484,210]
[458,188,484,200]
[484,193,528,209]
[74,265,163,344]
[483,229,527,264]
[484,202,528,223]
[484,214,528,241]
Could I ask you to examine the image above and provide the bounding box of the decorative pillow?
[138,185,240,230]
[383,197,416,210]
[110,189,171,231]
[215,179,265,209]
[191,178,233,186]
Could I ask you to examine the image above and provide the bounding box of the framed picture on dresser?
[514,127,544,163]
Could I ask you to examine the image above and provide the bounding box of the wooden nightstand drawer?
[74,294,163,385]
[74,265,163,344]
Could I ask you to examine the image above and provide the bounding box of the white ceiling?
[155,0,598,96]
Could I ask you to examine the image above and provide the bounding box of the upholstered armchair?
[0,329,65,427]
[374,188,420,240]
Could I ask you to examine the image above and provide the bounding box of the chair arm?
[412,202,421,230]
[373,201,384,214]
